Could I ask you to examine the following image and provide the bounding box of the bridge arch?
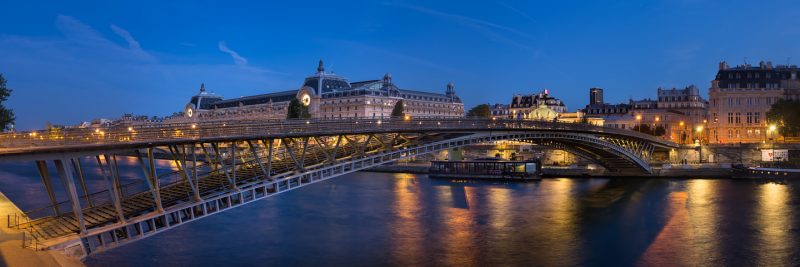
[0,118,676,258]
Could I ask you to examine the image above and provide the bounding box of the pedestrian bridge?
[0,118,676,259]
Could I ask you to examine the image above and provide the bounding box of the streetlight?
[768,124,777,160]
[635,115,642,133]
[679,121,685,144]
[696,125,703,163]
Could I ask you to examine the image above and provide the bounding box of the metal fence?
[0,117,674,152]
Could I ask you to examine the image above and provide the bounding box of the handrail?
[0,118,676,154]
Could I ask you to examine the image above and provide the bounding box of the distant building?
[179,60,464,122]
[584,87,707,144]
[589,87,603,105]
[708,61,800,143]
[509,89,567,120]
[490,103,510,119]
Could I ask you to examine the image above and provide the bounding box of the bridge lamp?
[29,132,36,137]
[679,121,684,127]
[404,115,411,121]
[127,127,133,132]
[306,121,310,125]
[377,120,382,125]
[635,115,642,121]
[696,126,703,133]
[190,124,197,129]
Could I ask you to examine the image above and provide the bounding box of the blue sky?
[1,0,799,130]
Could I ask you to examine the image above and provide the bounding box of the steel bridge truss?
[7,130,661,259]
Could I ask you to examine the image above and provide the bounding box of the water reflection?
[686,179,721,265]
[0,168,794,266]
[435,183,478,266]
[390,173,424,265]
[536,179,579,266]
[755,182,794,266]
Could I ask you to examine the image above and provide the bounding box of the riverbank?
[366,163,735,178]
[0,192,84,267]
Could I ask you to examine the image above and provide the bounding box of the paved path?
[0,192,84,267]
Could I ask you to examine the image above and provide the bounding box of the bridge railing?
[0,118,674,152]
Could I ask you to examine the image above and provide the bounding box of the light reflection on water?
[756,182,795,267]
[1,162,799,266]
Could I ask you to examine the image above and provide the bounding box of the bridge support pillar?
[54,158,87,234]
[35,160,60,216]
[71,158,93,208]
[148,149,164,212]
[247,140,268,179]
[98,155,126,223]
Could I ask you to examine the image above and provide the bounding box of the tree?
[391,100,404,117]
[767,99,800,137]
[466,104,491,118]
[0,74,14,131]
[286,98,310,119]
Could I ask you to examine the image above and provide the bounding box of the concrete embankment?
[366,163,734,178]
[0,192,84,267]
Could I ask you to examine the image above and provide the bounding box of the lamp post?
[635,115,642,133]
[679,121,685,144]
[768,124,777,161]
[696,125,703,164]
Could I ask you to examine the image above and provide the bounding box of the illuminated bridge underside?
[0,119,675,258]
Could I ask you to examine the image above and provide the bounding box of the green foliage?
[466,104,491,118]
[0,74,14,131]
[391,100,404,117]
[286,98,310,119]
[767,99,800,137]
[633,124,666,136]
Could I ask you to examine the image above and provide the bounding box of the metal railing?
[0,118,675,153]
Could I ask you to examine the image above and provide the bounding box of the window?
[746,112,752,124]
[735,112,741,124]
[727,113,734,124]
[754,112,760,123]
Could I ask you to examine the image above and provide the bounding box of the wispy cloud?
[387,2,541,56]
[496,1,536,23]
[328,39,456,74]
[111,24,155,61]
[218,41,248,65]
[0,15,290,130]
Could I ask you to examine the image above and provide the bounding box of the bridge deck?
[16,133,401,242]
[0,118,676,161]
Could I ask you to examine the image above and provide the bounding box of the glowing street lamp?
[696,125,704,163]
[635,115,642,133]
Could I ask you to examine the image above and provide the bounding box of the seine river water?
[2,159,799,266]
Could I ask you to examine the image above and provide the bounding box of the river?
[1,160,799,266]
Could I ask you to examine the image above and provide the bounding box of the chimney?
[718,61,728,70]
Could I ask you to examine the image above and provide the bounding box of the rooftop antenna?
[743,57,748,65]
[329,62,335,74]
